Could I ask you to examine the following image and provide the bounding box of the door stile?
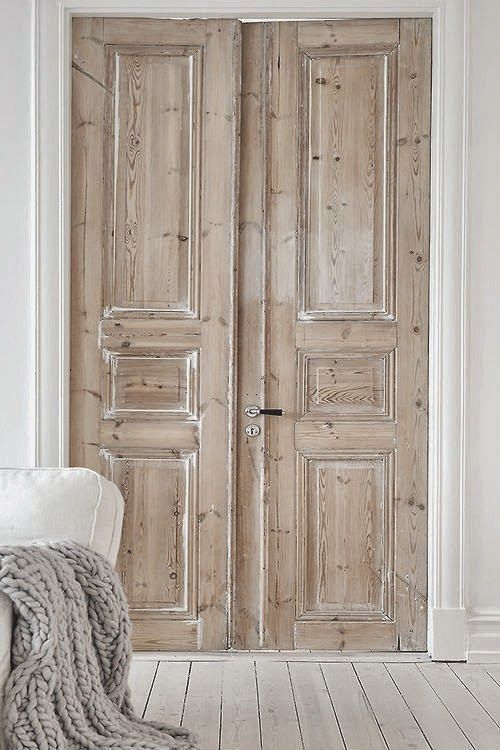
[234,22,269,649]
[394,18,431,650]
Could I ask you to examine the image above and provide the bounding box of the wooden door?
[71,17,240,649]
[234,19,431,650]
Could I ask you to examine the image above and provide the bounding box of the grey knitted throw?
[0,541,198,749]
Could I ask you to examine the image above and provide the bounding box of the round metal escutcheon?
[245,424,261,438]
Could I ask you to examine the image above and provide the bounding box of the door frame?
[33,0,470,660]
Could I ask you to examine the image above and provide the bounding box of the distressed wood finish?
[73,18,430,652]
[264,21,299,648]
[233,22,269,649]
[298,454,391,619]
[234,19,430,651]
[71,18,106,472]
[71,17,240,649]
[394,18,431,650]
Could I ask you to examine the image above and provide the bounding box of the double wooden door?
[71,17,431,651]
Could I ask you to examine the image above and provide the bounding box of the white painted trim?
[467,610,500,663]
[35,0,469,660]
[29,0,40,466]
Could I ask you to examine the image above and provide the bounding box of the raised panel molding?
[298,350,394,419]
[298,46,396,320]
[104,350,199,418]
[102,449,198,617]
[297,451,394,621]
[104,44,202,316]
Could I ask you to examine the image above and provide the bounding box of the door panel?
[72,17,430,652]
[109,45,201,314]
[71,17,240,650]
[300,53,390,317]
[234,19,430,650]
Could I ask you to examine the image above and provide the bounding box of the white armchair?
[0,468,124,747]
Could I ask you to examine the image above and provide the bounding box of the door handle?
[244,405,284,418]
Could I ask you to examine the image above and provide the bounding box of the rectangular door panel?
[235,19,430,651]
[299,52,394,318]
[106,452,197,614]
[108,45,201,314]
[297,453,393,618]
[71,17,240,650]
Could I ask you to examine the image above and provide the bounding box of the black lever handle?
[259,408,283,416]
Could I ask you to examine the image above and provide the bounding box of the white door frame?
[33,0,469,660]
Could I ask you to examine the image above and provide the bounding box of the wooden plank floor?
[129,655,500,750]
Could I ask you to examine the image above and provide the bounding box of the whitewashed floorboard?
[387,663,473,750]
[256,661,302,750]
[288,661,344,750]
[321,662,386,750]
[354,663,430,750]
[128,659,157,718]
[451,664,500,727]
[182,662,223,750]
[129,655,500,750]
[419,663,500,750]
[220,660,261,750]
[143,661,190,726]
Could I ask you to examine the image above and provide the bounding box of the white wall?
[465,0,500,660]
[0,0,33,467]
[1,0,500,658]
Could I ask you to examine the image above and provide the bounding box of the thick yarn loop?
[0,542,198,749]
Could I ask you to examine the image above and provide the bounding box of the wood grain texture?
[130,616,199,651]
[71,18,240,650]
[298,351,392,418]
[298,455,389,618]
[109,45,201,313]
[72,17,106,85]
[73,18,430,653]
[106,352,197,417]
[321,662,386,750]
[394,18,431,651]
[294,621,397,651]
[70,19,106,473]
[299,52,390,318]
[99,422,198,451]
[100,318,201,351]
[233,22,268,650]
[264,21,299,649]
[108,453,196,612]
[298,18,400,53]
[296,320,397,352]
[233,18,429,652]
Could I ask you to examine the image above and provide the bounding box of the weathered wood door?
[71,17,240,649]
[234,19,431,651]
[72,17,431,651]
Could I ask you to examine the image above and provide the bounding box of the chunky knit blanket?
[0,541,197,749]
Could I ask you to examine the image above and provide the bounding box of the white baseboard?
[467,610,500,663]
[431,607,467,661]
